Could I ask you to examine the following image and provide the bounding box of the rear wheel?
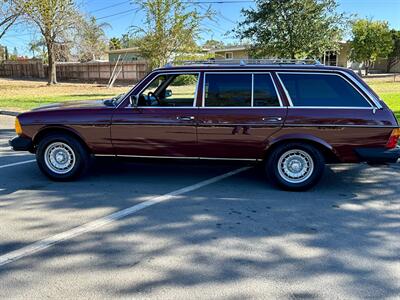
[266,143,325,191]
[36,133,89,181]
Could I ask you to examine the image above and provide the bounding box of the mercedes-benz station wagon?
[10,60,400,190]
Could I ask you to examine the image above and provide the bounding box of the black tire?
[36,133,90,181]
[265,142,325,191]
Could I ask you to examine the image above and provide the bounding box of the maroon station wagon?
[9,60,400,190]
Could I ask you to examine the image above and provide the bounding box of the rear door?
[197,72,287,159]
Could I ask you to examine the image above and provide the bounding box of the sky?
[2,0,400,56]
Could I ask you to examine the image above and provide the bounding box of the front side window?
[138,73,198,107]
[204,74,252,107]
[278,73,371,107]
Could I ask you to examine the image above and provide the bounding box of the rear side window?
[253,74,280,107]
[205,74,252,107]
[278,73,371,107]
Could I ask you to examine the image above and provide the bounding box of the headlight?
[15,117,22,136]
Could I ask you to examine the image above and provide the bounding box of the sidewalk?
[0,115,15,129]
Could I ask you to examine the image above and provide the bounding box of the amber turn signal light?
[386,128,400,149]
[15,117,22,136]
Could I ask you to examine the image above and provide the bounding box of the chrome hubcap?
[278,149,314,184]
[44,142,75,174]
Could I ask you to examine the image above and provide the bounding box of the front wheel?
[36,133,90,181]
[265,143,325,191]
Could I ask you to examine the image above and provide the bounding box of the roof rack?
[168,58,322,67]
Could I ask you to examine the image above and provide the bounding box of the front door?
[197,72,287,159]
[111,72,200,157]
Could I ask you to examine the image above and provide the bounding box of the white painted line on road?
[0,166,251,267]
[0,159,36,169]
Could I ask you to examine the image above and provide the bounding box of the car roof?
[154,63,350,73]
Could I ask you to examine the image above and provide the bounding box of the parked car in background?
[10,59,400,190]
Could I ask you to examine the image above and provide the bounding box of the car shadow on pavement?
[0,158,399,298]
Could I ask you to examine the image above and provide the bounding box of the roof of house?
[107,47,141,54]
[209,45,248,53]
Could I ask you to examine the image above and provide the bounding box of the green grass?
[366,78,400,121]
[379,93,400,120]
[0,78,127,112]
[1,94,118,111]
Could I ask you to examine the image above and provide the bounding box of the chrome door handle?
[177,116,195,121]
[262,117,283,122]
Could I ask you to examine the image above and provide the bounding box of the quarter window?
[205,74,252,107]
[278,73,371,107]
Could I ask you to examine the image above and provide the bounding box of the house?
[208,42,400,73]
[208,43,351,67]
[209,45,251,60]
[107,47,143,62]
[108,43,399,73]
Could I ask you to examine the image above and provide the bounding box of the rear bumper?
[9,136,33,152]
[355,147,400,164]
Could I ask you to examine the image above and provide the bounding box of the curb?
[0,111,19,116]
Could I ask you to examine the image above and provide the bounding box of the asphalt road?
[0,114,399,299]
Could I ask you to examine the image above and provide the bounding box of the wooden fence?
[0,60,150,83]
[0,60,45,78]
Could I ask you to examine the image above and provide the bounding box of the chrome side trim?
[197,123,282,127]
[94,154,258,161]
[124,107,198,109]
[107,122,195,126]
[198,107,287,109]
[287,106,374,110]
[276,71,377,109]
[283,124,397,128]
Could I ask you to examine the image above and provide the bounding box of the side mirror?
[165,89,172,98]
[129,95,138,108]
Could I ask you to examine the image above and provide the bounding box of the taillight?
[386,128,400,149]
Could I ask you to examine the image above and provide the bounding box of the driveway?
[0,115,399,299]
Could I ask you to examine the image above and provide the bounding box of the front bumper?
[355,147,400,164]
[9,136,33,152]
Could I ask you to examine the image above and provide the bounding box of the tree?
[350,19,393,75]
[28,38,47,60]
[28,40,40,58]
[130,0,211,68]
[8,46,18,60]
[0,0,21,40]
[76,16,110,62]
[0,44,5,60]
[236,0,349,59]
[120,33,139,48]
[203,39,224,49]
[109,37,121,50]
[14,0,80,84]
[387,30,400,73]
